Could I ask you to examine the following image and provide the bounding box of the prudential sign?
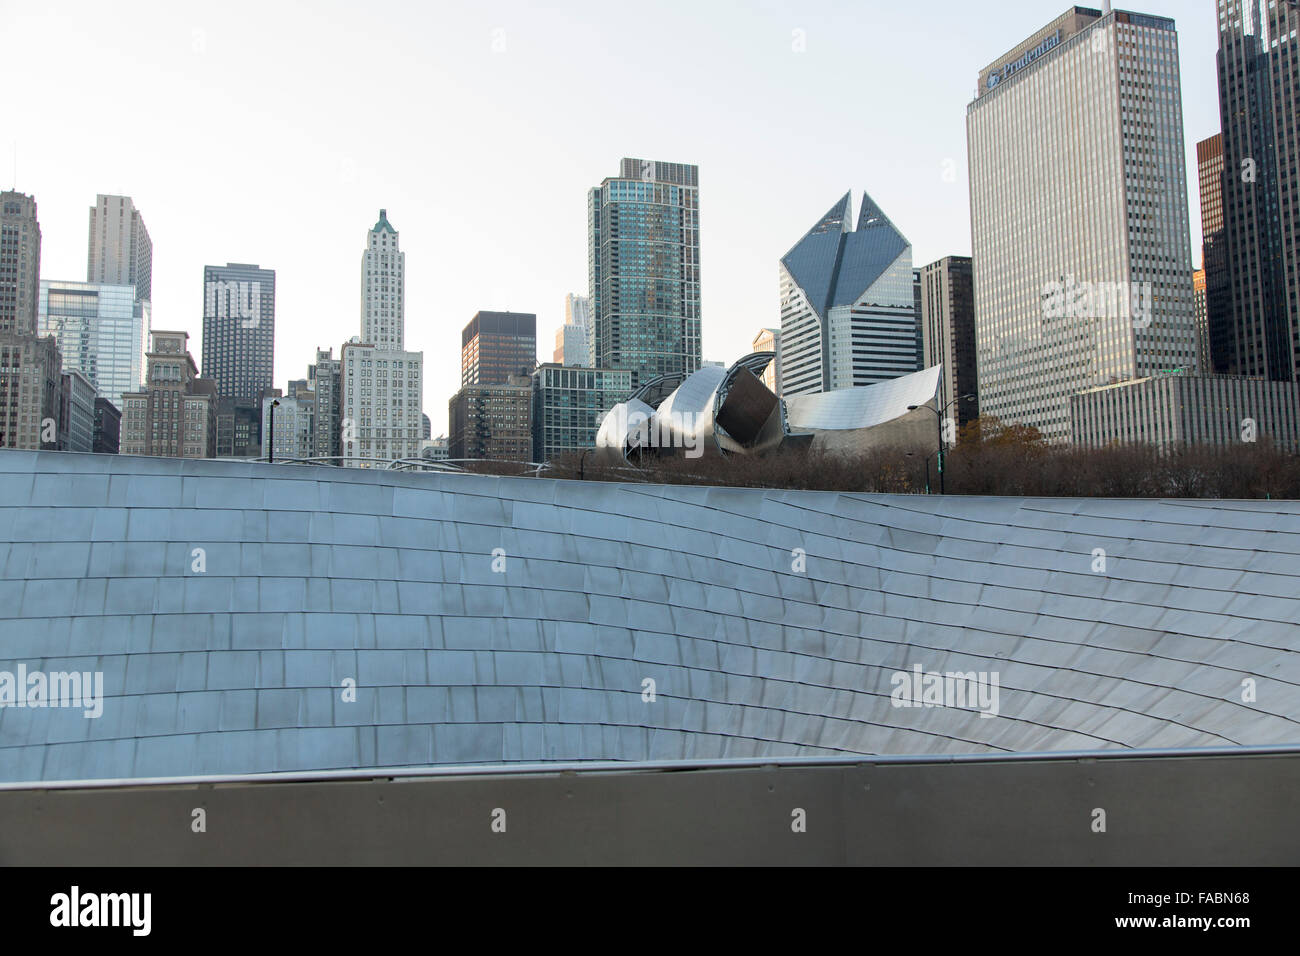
[986,30,1062,90]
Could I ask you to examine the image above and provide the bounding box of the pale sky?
[5,0,1222,434]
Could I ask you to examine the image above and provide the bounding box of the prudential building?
[966,5,1198,443]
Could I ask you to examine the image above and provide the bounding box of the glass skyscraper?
[1214,0,1300,382]
[588,158,700,387]
[778,192,916,396]
[39,281,148,410]
[87,194,151,305]
[967,6,1197,442]
[531,363,632,462]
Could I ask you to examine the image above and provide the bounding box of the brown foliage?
[466,430,1300,501]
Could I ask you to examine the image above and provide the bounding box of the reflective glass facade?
[531,363,632,462]
[461,311,536,386]
[968,7,1197,442]
[779,192,917,396]
[38,280,147,410]
[589,158,700,387]
[86,194,151,304]
[1215,0,1300,382]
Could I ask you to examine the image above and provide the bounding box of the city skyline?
[4,0,1225,433]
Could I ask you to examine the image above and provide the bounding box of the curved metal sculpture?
[1,450,1298,784]
[595,359,943,464]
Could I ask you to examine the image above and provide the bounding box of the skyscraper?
[588,158,700,386]
[305,348,341,462]
[919,256,980,432]
[1,191,41,336]
[967,6,1197,442]
[58,369,96,453]
[1194,268,1209,370]
[778,192,916,396]
[555,294,592,367]
[202,263,275,401]
[1214,0,1300,381]
[87,195,152,304]
[1196,134,1232,374]
[39,281,148,410]
[531,364,631,462]
[341,212,423,466]
[565,293,596,368]
[360,209,405,351]
[0,191,62,450]
[461,311,536,386]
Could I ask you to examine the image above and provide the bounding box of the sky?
[4,0,1224,434]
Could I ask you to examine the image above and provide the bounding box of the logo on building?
[205,280,261,329]
[986,29,1062,90]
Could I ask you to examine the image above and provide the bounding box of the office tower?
[202,262,275,401]
[778,192,916,396]
[589,158,701,386]
[119,330,217,458]
[919,256,980,432]
[0,191,62,450]
[751,327,781,394]
[341,341,423,466]
[967,7,1198,442]
[448,376,533,461]
[39,281,149,409]
[913,269,924,372]
[342,211,423,467]
[262,392,314,461]
[531,364,632,462]
[360,209,405,350]
[93,397,121,454]
[1,191,41,335]
[461,311,536,386]
[421,413,431,439]
[1194,269,1209,369]
[554,295,592,368]
[308,347,341,462]
[87,195,152,304]
[564,293,597,368]
[59,370,96,453]
[1196,134,1233,374]
[1072,371,1300,452]
[0,334,61,450]
[1214,0,1300,381]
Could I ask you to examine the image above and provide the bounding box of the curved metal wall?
[1,449,1298,783]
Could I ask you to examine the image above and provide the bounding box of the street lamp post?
[906,451,933,495]
[908,394,975,495]
[268,399,280,464]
